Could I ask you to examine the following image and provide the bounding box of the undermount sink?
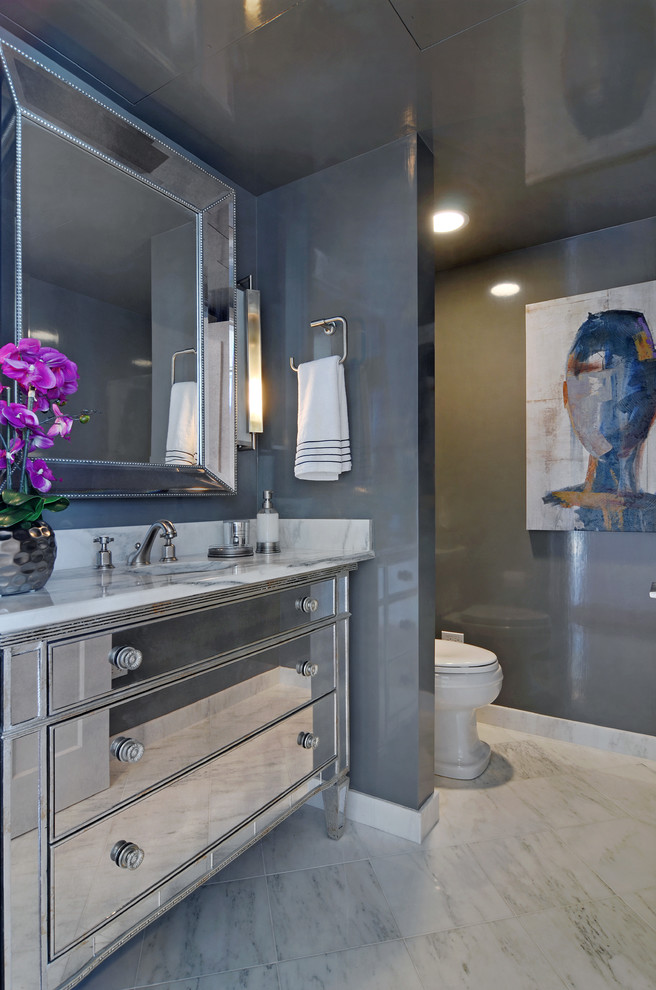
[132,555,236,576]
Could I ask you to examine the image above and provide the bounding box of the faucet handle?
[94,535,115,570]
[94,535,114,548]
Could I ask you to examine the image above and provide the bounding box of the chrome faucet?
[128,520,177,566]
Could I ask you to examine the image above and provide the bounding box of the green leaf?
[0,507,30,528]
[43,496,69,513]
[2,490,32,506]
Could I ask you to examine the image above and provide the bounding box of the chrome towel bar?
[171,348,197,385]
[290,316,348,372]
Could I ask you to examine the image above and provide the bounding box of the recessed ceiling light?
[433,210,469,233]
[490,281,520,297]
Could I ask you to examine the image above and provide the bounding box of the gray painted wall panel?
[257,137,435,810]
[435,216,656,736]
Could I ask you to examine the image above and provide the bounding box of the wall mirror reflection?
[1,40,237,496]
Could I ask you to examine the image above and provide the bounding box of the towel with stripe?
[294,355,351,481]
[165,380,197,465]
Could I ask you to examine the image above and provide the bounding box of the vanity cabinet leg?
[322,776,349,840]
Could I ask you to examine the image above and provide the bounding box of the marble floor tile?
[522,736,645,775]
[582,768,656,825]
[508,772,625,829]
[134,878,276,985]
[355,821,425,859]
[555,817,656,894]
[277,940,423,990]
[469,829,612,915]
[260,803,370,874]
[424,781,545,847]
[594,760,656,784]
[488,739,566,779]
[135,965,280,989]
[267,860,400,961]
[621,887,656,932]
[405,917,566,990]
[370,843,513,937]
[74,934,144,990]
[519,896,656,990]
[206,841,266,883]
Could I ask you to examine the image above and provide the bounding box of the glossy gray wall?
[435,215,656,736]
[256,136,436,811]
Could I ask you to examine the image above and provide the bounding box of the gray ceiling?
[1,0,655,269]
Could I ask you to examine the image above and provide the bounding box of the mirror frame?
[0,36,238,496]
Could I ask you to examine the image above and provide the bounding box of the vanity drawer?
[51,625,337,837]
[49,693,336,956]
[49,578,336,710]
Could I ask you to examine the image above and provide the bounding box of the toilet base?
[434,740,491,780]
[434,703,495,780]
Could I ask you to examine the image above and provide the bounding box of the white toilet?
[434,639,503,779]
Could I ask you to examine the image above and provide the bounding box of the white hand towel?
[165,381,197,465]
[295,355,351,481]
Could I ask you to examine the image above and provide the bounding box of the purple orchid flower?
[29,431,55,451]
[38,348,79,402]
[1,346,57,392]
[0,400,40,431]
[0,341,79,404]
[47,404,74,438]
[1,339,81,504]
[0,339,40,363]
[25,458,55,493]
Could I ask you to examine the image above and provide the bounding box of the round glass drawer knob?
[297,731,319,749]
[296,661,319,677]
[110,736,145,763]
[111,840,144,870]
[296,597,318,614]
[108,646,143,670]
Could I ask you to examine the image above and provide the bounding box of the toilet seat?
[434,639,498,672]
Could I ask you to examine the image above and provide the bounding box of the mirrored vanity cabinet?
[1,563,354,989]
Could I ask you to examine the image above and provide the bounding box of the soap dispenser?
[256,490,280,553]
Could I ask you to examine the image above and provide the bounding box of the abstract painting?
[526,280,656,531]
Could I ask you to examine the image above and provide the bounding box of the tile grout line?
[508,914,572,990]
[129,931,147,990]
[261,854,373,878]
[571,768,656,826]
[616,890,656,934]
[262,866,283,979]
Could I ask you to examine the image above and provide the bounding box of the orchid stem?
[17,388,36,494]
[1,386,10,490]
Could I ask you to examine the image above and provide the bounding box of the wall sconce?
[236,278,263,447]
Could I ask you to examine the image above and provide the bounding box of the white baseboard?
[479,704,656,762]
[308,787,440,844]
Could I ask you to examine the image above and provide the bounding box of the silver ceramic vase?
[0,520,57,595]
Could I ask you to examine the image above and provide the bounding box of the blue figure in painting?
[545,309,656,530]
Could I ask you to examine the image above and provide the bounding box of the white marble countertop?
[0,520,373,637]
